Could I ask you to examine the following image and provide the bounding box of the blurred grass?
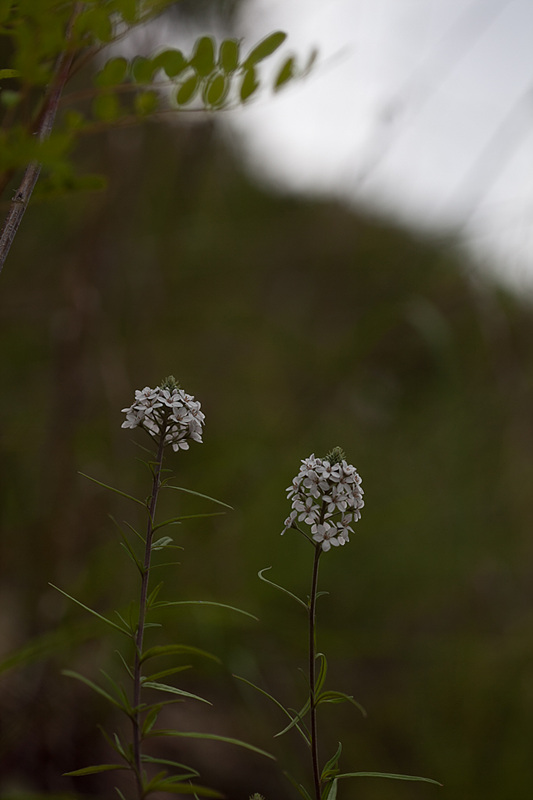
[2,118,533,798]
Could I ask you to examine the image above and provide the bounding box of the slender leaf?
[143,781,222,797]
[274,56,295,91]
[152,535,174,550]
[145,665,192,682]
[316,690,366,717]
[62,670,126,713]
[337,772,442,786]
[234,674,309,745]
[275,698,310,738]
[154,600,258,621]
[141,644,220,664]
[149,730,275,760]
[0,68,21,80]
[78,472,146,506]
[240,67,259,102]
[164,485,233,509]
[147,581,164,607]
[64,763,128,776]
[50,584,130,636]
[283,771,313,800]
[116,789,127,800]
[315,652,327,694]
[258,567,307,610]
[141,754,199,775]
[321,742,342,781]
[322,778,338,800]
[141,681,212,704]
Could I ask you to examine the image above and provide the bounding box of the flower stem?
[309,544,322,800]
[131,427,167,797]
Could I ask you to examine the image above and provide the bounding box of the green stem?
[309,543,322,800]
[131,423,167,798]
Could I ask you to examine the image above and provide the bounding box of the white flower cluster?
[121,380,204,451]
[283,451,364,551]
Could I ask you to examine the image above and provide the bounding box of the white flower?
[283,448,363,551]
[121,377,204,451]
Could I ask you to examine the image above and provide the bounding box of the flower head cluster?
[283,447,364,551]
[121,376,204,451]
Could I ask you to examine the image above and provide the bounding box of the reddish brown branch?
[0,3,83,276]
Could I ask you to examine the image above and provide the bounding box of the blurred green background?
[2,6,533,800]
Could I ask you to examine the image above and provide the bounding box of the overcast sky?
[225,0,533,289]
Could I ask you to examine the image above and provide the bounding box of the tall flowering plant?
[242,447,440,800]
[53,377,272,799]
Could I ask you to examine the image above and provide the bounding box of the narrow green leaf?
[337,772,442,786]
[302,47,318,76]
[240,67,259,102]
[153,49,187,78]
[64,763,127,776]
[165,485,233,509]
[274,698,310,738]
[322,778,338,800]
[283,771,313,800]
[234,674,309,745]
[50,584,130,636]
[219,39,240,73]
[321,742,342,781]
[62,671,125,712]
[142,681,212,704]
[79,472,146,506]
[258,567,307,610]
[145,665,192,683]
[315,652,327,694]
[152,535,174,550]
[274,56,295,91]
[147,582,164,607]
[141,644,220,664]
[95,57,128,88]
[153,512,225,532]
[154,600,258,621]
[149,730,275,760]
[177,74,199,105]
[116,788,127,800]
[316,690,366,717]
[0,68,21,80]
[141,754,199,775]
[191,36,215,77]
[243,31,287,67]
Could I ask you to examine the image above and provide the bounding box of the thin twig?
[0,3,82,276]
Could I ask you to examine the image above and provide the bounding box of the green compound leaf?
[274,56,295,91]
[153,49,188,78]
[176,73,199,105]
[95,57,128,88]
[243,31,287,67]
[50,584,130,636]
[64,763,128,776]
[149,730,275,761]
[141,644,220,664]
[258,567,307,610]
[164,485,233,509]
[240,67,259,102]
[336,772,443,786]
[78,472,146,507]
[141,681,212,704]
[219,39,240,73]
[191,36,215,77]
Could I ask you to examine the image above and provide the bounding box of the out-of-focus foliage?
[2,110,533,799]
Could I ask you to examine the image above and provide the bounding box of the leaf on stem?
[78,472,146,506]
[283,770,314,800]
[50,584,130,636]
[164,485,233,509]
[64,763,128,776]
[141,644,220,664]
[233,674,310,746]
[62,670,127,713]
[274,698,310,738]
[316,690,366,717]
[321,778,338,800]
[258,567,307,610]
[143,780,222,797]
[242,31,287,67]
[141,681,212,704]
[336,772,443,786]
[149,730,275,760]
[153,600,258,621]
